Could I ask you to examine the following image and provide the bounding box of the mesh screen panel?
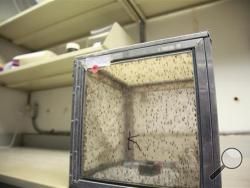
[82,51,199,187]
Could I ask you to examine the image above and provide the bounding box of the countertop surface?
[0,135,249,188]
[0,147,69,188]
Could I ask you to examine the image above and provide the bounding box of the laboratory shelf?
[0,46,102,91]
[0,0,132,50]
[0,23,134,91]
[0,0,213,50]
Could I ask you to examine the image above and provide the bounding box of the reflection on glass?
[82,51,199,187]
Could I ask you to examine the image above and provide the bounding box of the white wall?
[0,86,28,145]
[0,86,27,134]
[23,87,72,133]
[0,86,72,135]
[127,0,250,133]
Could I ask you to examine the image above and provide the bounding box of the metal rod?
[219,131,250,136]
[139,20,145,43]
[122,0,146,42]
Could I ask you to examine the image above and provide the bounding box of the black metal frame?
[70,32,221,188]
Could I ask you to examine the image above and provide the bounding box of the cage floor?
[90,163,199,188]
[0,147,69,188]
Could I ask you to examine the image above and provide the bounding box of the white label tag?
[83,55,111,70]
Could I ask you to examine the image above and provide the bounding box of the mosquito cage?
[70,32,221,188]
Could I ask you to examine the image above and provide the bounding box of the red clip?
[90,65,99,73]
